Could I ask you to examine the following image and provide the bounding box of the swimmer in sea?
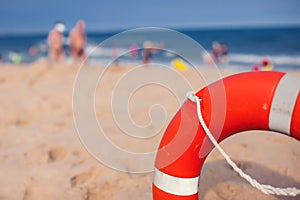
[48,22,66,62]
[69,20,87,63]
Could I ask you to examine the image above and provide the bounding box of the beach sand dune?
[0,61,299,200]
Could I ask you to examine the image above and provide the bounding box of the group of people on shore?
[48,21,160,65]
[205,41,274,71]
[48,20,87,63]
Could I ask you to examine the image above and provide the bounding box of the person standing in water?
[48,22,66,62]
[69,20,87,63]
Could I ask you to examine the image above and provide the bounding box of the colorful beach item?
[153,71,300,200]
[171,58,189,71]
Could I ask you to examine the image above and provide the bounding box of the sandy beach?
[0,59,299,200]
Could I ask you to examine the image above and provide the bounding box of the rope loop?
[186,91,300,197]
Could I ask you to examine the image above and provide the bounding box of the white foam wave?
[229,53,300,66]
[86,45,131,57]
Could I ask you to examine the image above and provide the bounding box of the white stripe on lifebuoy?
[269,74,300,135]
[153,168,199,196]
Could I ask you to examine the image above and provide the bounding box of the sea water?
[0,26,299,71]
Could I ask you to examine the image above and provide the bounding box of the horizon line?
[1,23,300,36]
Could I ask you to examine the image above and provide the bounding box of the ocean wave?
[86,46,130,57]
[229,53,300,66]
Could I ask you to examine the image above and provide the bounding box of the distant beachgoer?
[219,42,229,63]
[129,43,139,59]
[261,58,273,71]
[9,51,22,64]
[142,41,154,64]
[204,41,229,65]
[0,54,2,63]
[210,41,221,61]
[251,64,261,71]
[112,46,119,66]
[251,58,274,71]
[29,45,38,57]
[69,20,87,62]
[47,22,66,62]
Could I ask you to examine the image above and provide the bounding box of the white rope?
[186,91,300,197]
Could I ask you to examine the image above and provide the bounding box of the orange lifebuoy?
[153,71,300,200]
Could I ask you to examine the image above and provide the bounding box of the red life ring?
[153,71,300,200]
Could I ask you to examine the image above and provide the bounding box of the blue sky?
[1,0,300,34]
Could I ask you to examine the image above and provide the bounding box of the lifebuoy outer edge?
[153,71,300,200]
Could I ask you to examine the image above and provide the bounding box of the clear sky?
[1,0,300,34]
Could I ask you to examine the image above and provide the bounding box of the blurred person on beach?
[204,41,229,65]
[252,64,261,71]
[219,42,229,63]
[261,58,273,71]
[142,41,162,64]
[129,43,139,59]
[0,54,2,63]
[142,41,153,64]
[69,20,87,63]
[251,58,274,71]
[112,46,119,66]
[210,41,221,62]
[29,45,38,57]
[47,22,66,62]
[9,50,22,64]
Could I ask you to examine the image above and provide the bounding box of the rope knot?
[186,91,200,103]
